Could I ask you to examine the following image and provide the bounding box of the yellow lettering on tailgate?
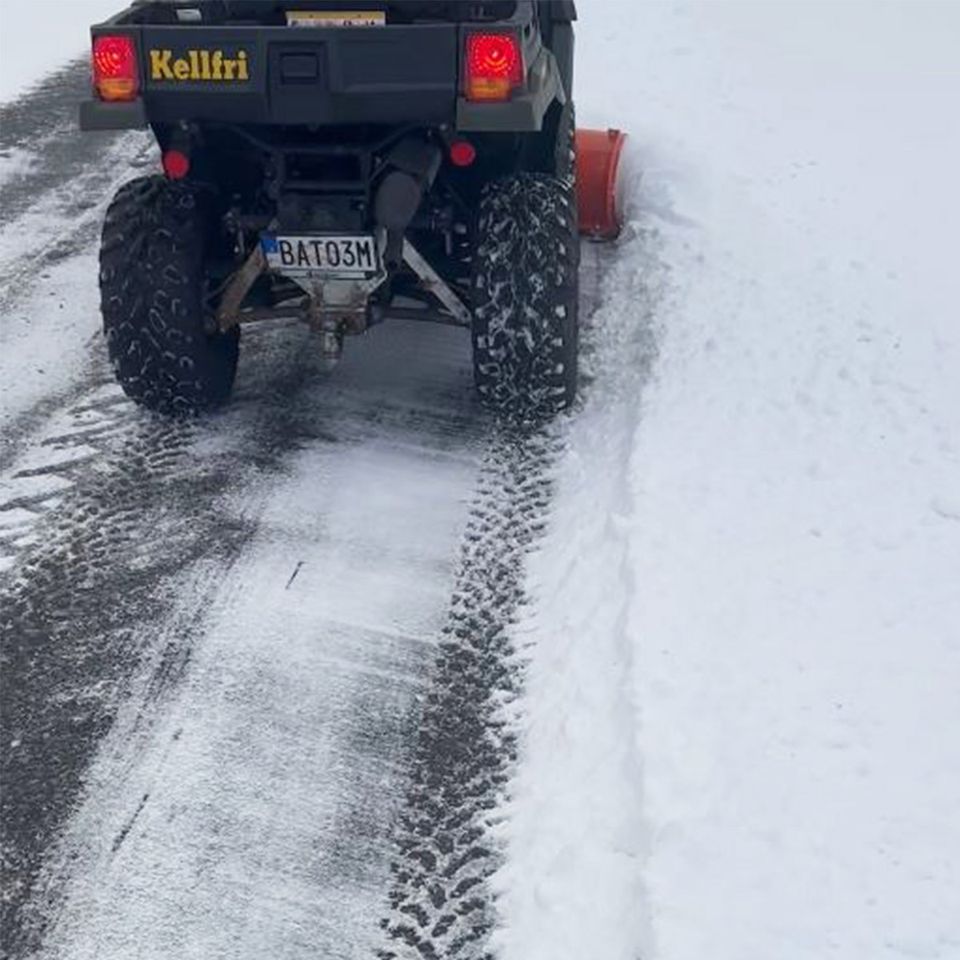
[149,49,174,80]
[149,48,250,82]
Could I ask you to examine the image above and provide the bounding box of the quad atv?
[81,0,624,419]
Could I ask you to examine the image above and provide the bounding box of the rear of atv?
[82,0,624,420]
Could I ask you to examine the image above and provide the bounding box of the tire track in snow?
[0,60,131,217]
[0,331,318,956]
[377,422,557,959]
[0,62,154,464]
[0,130,152,306]
[0,60,150,287]
[375,240,619,958]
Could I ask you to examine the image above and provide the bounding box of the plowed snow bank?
[497,3,960,958]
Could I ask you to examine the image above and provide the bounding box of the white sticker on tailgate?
[285,11,386,27]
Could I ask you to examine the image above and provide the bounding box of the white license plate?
[285,10,386,27]
[261,234,379,277]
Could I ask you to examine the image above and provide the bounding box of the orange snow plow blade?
[576,128,628,240]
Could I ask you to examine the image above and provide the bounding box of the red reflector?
[162,150,191,180]
[92,35,139,102]
[449,140,477,167]
[465,32,523,102]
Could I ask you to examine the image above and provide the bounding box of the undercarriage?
[198,123,480,366]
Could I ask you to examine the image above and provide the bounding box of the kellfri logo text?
[149,49,250,82]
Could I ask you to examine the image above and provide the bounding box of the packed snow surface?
[496,3,960,960]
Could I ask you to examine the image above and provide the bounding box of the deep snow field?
[2,3,959,960]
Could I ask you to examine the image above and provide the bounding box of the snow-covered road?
[0,66,515,955]
[0,60,611,958]
[28,360,490,960]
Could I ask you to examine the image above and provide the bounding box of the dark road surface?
[0,64,578,960]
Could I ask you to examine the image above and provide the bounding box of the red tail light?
[465,33,523,102]
[92,35,139,102]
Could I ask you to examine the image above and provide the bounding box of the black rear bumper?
[80,99,148,130]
